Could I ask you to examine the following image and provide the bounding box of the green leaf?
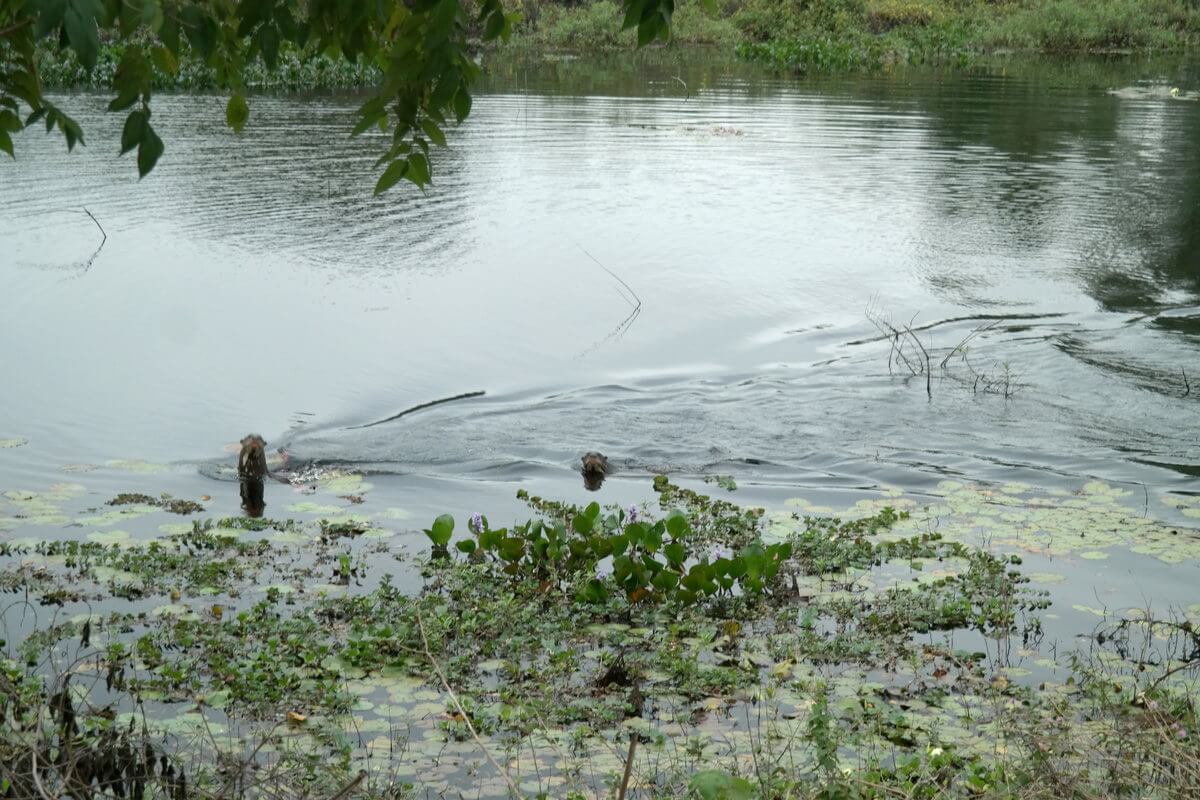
[181,6,217,59]
[59,114,84,151]
[140,0,163,29]
[136,123,163,177]
[120,109,147,155]
[498,537,525,562]
[35,0,68,40]
[259,25,280,70]
[642,525,662,552]
[651,570,678,591]
[637,16,661,47]
[0,111,20,133]
[63,0,104,71]
[158,12,180,53]
[663,541,686,567]
[405,151,430,188]
[0,130,12,159]
[455,539,476,555]
[374,158,408,195]
[426,514,454,546]
[151,46,178,76]
[352,97,388,137]
[621,0,647,30]
[572,513,593,535]
[665,510,689,538]
[579,579,608,604]
[453,88,472,122]
[226,93,250,134]
[420,118,446,148]
[482,9,504,40]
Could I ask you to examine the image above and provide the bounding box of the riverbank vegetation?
[1,473,1196,798]
[507,0,1200,70]
[732,0,1200,72]
[27,0,1200,94]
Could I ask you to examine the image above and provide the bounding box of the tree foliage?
[0,0,695,191]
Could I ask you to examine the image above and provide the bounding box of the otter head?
[581,452,609,491]
[238,434,269,480]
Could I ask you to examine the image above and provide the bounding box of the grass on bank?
[732,0,1200,72]
[508,0,1200,71]
[27,0,1200,90]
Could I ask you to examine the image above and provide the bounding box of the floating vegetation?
[108,492,206,515]
[106,459,170,474]
[703,474,738,491]
[0,436,28,448]
[0,472,1195,798]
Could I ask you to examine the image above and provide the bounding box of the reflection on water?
[1,52,1199,495]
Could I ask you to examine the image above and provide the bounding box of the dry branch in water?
[866,306,1020,399]
[413,610,522,798]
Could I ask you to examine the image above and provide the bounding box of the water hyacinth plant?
[424,493,792,606]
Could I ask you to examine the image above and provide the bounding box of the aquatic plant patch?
[0,472,1195,798]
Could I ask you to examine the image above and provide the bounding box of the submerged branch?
[578,245,642,310]
[81,207,107,273]
[345,390,486,430]
[901,323,932,399]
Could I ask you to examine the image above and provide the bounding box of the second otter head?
[238,434,269,480]
[581,452,609,491]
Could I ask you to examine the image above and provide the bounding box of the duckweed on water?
[0,474,1196,798]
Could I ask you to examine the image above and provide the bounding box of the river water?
[2,51,1200,540]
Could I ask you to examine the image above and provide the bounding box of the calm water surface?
[2,52,1199,523]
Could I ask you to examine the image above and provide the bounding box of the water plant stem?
[414,609,522,799]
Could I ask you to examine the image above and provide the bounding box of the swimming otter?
[238,434,269,480]
[581,452,609,491]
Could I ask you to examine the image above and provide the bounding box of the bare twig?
[672,75,690,102]
[1146,657,1200,694]
[902,324,932,398]
[0,18,33,38]
[326,771,366,800]
[616,682,642,800]
[575,246,644,357]
[616,734,637,800]
[414,610,521,798]
[578,245,641,310]
[29,746,55,800]
[1182,368,1191,398]
[940,319,1003,368]
[80,207,106,273]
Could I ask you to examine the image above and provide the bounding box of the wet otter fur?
[581,451,609,491]
[238,434,269,480]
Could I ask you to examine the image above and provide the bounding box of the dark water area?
[2,50,1200,505]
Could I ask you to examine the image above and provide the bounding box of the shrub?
[866,0,936,33]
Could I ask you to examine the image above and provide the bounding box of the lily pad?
[287,502,343,515]
[87,529,132,545]
[0,437,28,448]
[107,459,170,473]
